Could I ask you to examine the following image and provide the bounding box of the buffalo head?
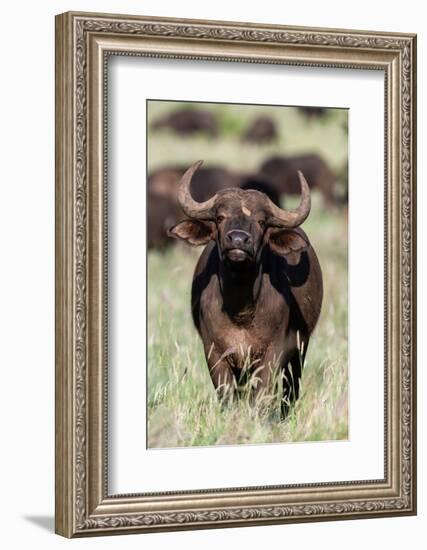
[168,160,311,266]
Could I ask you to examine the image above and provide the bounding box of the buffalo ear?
[168,219,214,246]
[268,228,309,258]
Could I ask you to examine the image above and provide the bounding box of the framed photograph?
[55,11,417,537]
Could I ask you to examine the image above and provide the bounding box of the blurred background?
[147,100,349,448]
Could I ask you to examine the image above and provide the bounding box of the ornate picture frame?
[55,11,417,537]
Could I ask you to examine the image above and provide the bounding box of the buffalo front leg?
[281,349,305,418]
[205,347,236,403]
[250,349,281,405]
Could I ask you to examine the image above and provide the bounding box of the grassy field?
[147,101,348,448]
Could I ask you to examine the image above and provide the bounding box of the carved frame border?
[55,11,416,537]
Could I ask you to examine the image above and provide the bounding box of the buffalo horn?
[266,170,311,228]
[177,160,218,220]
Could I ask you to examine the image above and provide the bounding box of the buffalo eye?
[258,219,266,228]
[216,215,225,224]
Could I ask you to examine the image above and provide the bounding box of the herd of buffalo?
[150,105,328,141]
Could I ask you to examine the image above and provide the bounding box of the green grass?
[147,100,348,448]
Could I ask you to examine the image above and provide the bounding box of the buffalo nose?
[226,229,251,248]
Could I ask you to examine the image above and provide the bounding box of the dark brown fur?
[260,154,338,206]
[297,106,327,119]
[243,116,277,144]
[151,109,218,137]
[170,188,323,415]
[147,192,182,250]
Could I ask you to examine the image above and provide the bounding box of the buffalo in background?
[243,116,278,144]
[149,165,233,202]
[260,154,338,207]
[147,193,182,250]
[151,108,218,137]
[238,174,281,206]
[297,106,328,120]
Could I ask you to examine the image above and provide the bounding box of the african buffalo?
[148,166,281,250]
[260,154,338,207]
[169,161,323,415]
[148,167,182,199]
[147,169,182,250]
[297,106,327,119]
[243,116,277,144]
[147,192,182,250]
[151,108,218,137]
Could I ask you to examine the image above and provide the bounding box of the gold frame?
[55,11,417,537]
